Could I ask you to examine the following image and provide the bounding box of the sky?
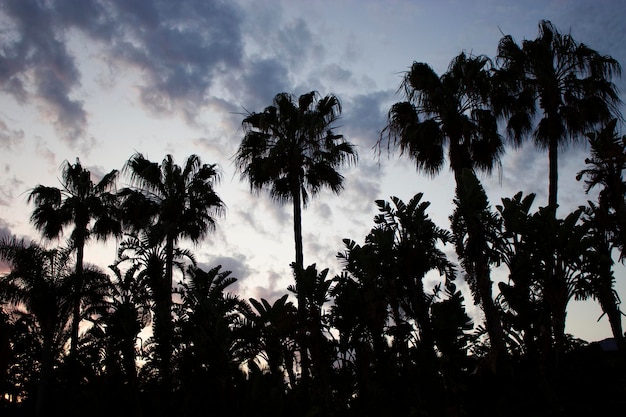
[1,0,625,344]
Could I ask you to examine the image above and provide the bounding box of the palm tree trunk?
[476,258,508,371]
[594,250,625,349]
[69,236,85,388]
[161,236,175,391]
[35,328,54,417]
[548,137,558,210]
[291,184,311,394]
[453,168,508,372]
[293,188,304,271]
[122,336,142,417]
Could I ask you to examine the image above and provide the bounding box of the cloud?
[34,137,57,167]
[0,0,246,143]
[0,0,88,146]
[233,57,291,112]
[197,253,252,290]
[343,90,395,151]
[103,0,245,123]
[0,118,24,149]
[0,173,23,207]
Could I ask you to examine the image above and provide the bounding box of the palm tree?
[27,158,121,381]
[288,263,336,413]
[114,231,194,396]
[235,91,357,385]
[449,170,508,369]
[495,19,622,210]
[174,264,246,416]
[118,153,224,395]
[80,262,151,415]
[242,294,298,388]
[0,237,74,416]
[577,119,626,259]
[576,120,626,348]
[380,52,507,367]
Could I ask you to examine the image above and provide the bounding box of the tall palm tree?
[236,91,357,270]
[118,153,224,395]
[495,19,622,210]
[449,170,508,370]
[27,158,121,380]
[380,52,507,368]
[0,237,74,417]
[235,91,357,384]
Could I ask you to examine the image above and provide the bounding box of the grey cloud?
[276,18,324,69]
[198,254,251,283]
[236,57,291,111]
[1,0,88,146]
[320,64,353,85]
[0,118,24,149]
[343,90,395,150]
[0,171,23,207]
[33,137,57,167]
[234,195,291,239]
[0,0,245,142]
[105,0,245,121]
[242,266,294,304]
[341,160,383,213]
[0,219,12,273]
[0,218,11,240]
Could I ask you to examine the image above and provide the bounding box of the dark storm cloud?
[0,0,245,141]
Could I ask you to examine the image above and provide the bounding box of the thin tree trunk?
[594,244,625,349]
[292,184,310,393]
[453,168,508,372]
[69,236,85,388]
[548,137,558,211]
[161,236,174,394]
[35,329,54,417]
[476,257,508,371]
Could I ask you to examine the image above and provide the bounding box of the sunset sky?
[1,0,625,343]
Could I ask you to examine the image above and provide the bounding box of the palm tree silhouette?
[495,19,622,211]
[0,237,74,416]
[380,53,507,369]
[118,153,224,398]
[27,158,121,385]
[235,91,357,386]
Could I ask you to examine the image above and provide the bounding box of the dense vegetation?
[1,20,625,417]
